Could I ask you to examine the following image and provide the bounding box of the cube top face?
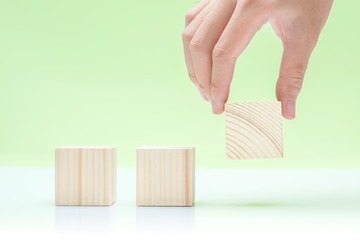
[137,146,194,150]
[136,146,195,207]
[55,147,117,206]
[56,146,116,150]
[225,102,283,160]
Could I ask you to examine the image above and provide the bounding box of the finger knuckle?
[278,62,307,99]
[289,75,304,93]
[210,83,229,103]
[198,83,210,93]
[188,74,197,84]
[185,11,195,24]
[210,85,220,97]
[291,63,306,82]
[182,29,193,42]
[213,45,229,59]
[189,36,205,52]
[212,93,228,105]
[278,76,304,99]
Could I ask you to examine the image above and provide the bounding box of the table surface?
[0,168,359,239]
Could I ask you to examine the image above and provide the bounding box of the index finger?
[210,2,269,114]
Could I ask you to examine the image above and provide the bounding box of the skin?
[182,0,333,119]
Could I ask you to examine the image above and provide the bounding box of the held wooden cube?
[225,101,283,159]
[55,146,117,206]
[136,146,195,207]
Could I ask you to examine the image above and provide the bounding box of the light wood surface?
[55,146,117,206]
[136,146,195,207]
[225,102,283,159]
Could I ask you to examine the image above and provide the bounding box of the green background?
[0,0,359,168]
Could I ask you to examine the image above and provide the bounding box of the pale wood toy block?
[136,146,195,207]
[225,101,283,159]
[55,146,117,206]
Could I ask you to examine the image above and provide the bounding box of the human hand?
[182,0,333,119]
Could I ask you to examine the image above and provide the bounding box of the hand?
[182,0,333,119]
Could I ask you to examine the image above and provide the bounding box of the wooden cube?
[55,146,117,206]
[225,101,283,159]
[136,146,195,207]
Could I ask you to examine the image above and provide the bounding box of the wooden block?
[55,146,117,206]
[225,101,283,159]
[136,146,195,207]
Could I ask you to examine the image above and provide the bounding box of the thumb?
[276,40,315,120]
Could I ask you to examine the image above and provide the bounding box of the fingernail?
[285,100,296,119]
[211,100,220,114]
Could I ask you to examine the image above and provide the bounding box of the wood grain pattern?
[55,146,117,206]
[225,102,283,159]
[136,146,195,207]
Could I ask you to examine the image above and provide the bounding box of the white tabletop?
[0,168,359,239]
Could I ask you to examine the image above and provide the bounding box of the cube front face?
[55,147,117,206]
[225,102,283,159]
[136,147,195,207]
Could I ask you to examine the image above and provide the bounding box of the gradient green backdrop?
[0,0,359,168]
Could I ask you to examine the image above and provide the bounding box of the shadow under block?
[225,102,283,159]
[55,146,117,206]
[136,146,195,207]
